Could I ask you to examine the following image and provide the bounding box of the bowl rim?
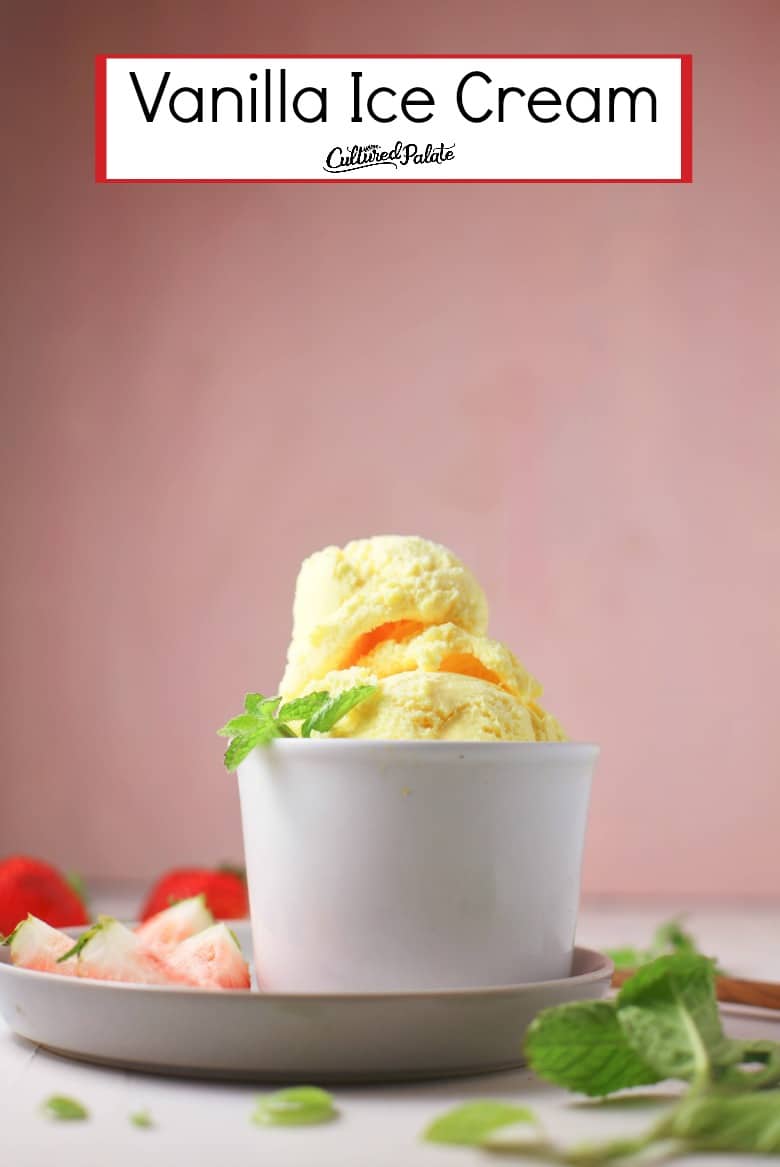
[237,739,600,763]
[242,738,599,751]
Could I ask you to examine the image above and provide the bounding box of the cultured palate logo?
[323,141,456,174]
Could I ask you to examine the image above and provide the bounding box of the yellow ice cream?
[280,535,565,742]
[353,622,542,702]
[280,535,488,697]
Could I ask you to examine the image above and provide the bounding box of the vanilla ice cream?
[279,535,565,742]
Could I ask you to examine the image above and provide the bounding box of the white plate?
[0,924,611,1082]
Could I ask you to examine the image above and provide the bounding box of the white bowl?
[237,741,597,992]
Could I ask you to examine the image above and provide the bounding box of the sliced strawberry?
[7,915,78,975]
[164,923,251,990]
[65,918,184,986]
[135,894,214,955]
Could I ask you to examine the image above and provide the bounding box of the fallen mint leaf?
[423,1100,536,1146]
[661,1089,780,1153]
[251,1086,337,1127]
[616,954,723,1087]
[525,1000,661,1097]
[41,1095,89,1121]
[130,1109,154,1129]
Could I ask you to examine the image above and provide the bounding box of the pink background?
[2,2,778,897]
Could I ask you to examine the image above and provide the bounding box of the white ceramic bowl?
[237,741,597,992]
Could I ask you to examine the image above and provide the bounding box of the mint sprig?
[218,685,377,770]
[425,953,780,1164]
[527,954,777,1097]
[607,916,725,975]
[616,953,725,1087]
[523,999,661,1097]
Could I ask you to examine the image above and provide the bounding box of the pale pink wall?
[1,1,778,896]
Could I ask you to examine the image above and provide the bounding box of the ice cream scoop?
[280,535,565,742]
[280,535,488,697]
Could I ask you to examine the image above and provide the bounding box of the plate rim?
[0,939,613,1002]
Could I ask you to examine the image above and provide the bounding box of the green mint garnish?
[659,1089,780,1153]
[524,999,661,1097]
[277,692,330,722]
[423,1100,536,1146]
[219,685,377,770]
[251,1086,337,1127]
[300,685,377,737]
[130,1109,154,1129]
[244,693,280,715]
[41,1095,89,1121]
[607,916,724,975]
[615,953,724,1088]
[425,952,780,1166]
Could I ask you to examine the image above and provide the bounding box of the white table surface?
[2,897,778,1167]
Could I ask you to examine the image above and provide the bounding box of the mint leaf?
[278,692,330,722]
[217,713,271,738]
[302,684,377,736]
[244,693,281,715]
[251,1086,336,1127]
[651,918,700,959]
[224,723,282,770]
[607,918,724,977]
[41,1095,89,1121]
[130,1109,154,1129]
[663,1090,780,1153]
[423,1100,536,1146]
[719,1040,780,1091]
[221,684,377,765]
[616,954,723,1087]
[605,946,648,970]
[525,1000,661,1097]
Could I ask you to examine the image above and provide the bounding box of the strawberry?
[140,866,249,923]
[7,915,79,975]
[63,918,181,985]
[0,856,89,937]
[135,895,214,955]
[165,923,250,990]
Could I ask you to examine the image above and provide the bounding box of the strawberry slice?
[164,923,251,990]
[135,894,214,955]
[7,915,78,975]
[63,918,183,985]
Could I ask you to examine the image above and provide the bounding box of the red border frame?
[95,54,692,184]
